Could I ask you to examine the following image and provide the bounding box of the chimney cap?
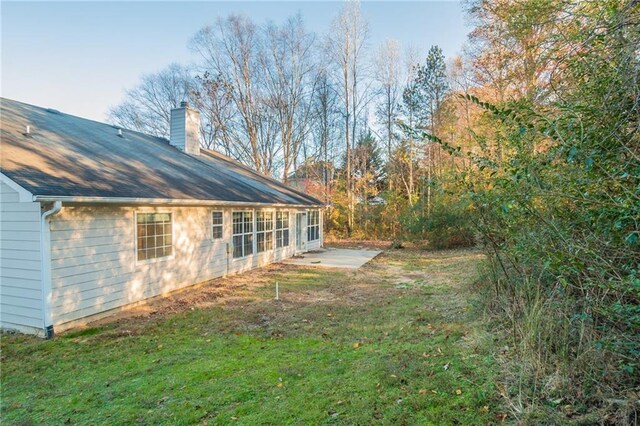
[180,101,189,108]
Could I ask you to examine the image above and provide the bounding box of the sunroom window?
[232,211,253,258]
[276,211,290,248]
[256,211,274,253]
[307,210,320,241]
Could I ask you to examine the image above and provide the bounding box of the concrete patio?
[283,248,382,269]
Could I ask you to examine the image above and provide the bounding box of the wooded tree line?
[109,2,453,237]
[423,0,638,422]
[111,0,639,420]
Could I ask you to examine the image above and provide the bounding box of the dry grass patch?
[1,247,501,425]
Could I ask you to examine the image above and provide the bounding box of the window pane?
[212,225,222,239]
[138,248,147,261]
[233,235,243,258]
[212,211,223,225]
[257,233,264,253]
[136,213,172,260]
[244,234,253,256]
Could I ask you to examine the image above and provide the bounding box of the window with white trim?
[211,211,223,239]
[136,213,172,261]
[276,211,290,248]
[256,211,274,253]
[307,210,320,241]
[232,211,253,258]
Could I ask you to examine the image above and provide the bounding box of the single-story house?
[0,98,324,338]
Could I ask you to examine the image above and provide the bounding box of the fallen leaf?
[389,374,397,378]
[455,389,462,395]
[419,389,427,395]
[276,383,283,388]
[431,390,437,394]
[480,406,489,413]
[353,342,360,349]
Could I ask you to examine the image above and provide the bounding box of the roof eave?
[32,195,323,208]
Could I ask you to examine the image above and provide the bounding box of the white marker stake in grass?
[275,282,279,301]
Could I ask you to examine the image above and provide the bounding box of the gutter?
[32,195,322,208]
[40,201,62,339]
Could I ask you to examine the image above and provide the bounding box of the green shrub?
[423,196,476,249]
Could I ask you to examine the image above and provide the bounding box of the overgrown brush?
[433,0,640,422]
[398,194,477,249]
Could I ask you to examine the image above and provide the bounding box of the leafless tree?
[326,0,370,233]
[310,68,341,203]
[191,15,275,175]
[373,38,402,161]
[108,63,194,137]
[262,14,319,182]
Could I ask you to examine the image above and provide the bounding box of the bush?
[423,196,476,249]
[399,194,476,249]
[460,2,640,421]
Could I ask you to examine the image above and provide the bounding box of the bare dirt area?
[82,246,484,337]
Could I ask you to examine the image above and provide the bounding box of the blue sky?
[2,1,469,122]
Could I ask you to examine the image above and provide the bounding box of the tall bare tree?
[311,69,340,203]
[327,0,370,233]
[262,14,319,183]
[373,39,402,161]
[191,15,274,174]
[108,63,194,137]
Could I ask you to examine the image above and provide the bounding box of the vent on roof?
[117,128,124,138]
[46,108,61,114]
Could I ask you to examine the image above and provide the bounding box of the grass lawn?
[1,248,500,425]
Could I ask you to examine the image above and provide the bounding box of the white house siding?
[49,205,321,328]
[0,181,44,335]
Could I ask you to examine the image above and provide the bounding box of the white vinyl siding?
[49,206,228,327]
[0,182,44,334]
[45,204,318,331]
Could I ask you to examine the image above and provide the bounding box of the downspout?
[40,201,62,339]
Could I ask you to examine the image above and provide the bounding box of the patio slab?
[283,248,382,269]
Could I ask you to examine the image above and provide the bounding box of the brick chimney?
[170,101,200,156]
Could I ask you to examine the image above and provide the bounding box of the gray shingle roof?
[0,98,321,206]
